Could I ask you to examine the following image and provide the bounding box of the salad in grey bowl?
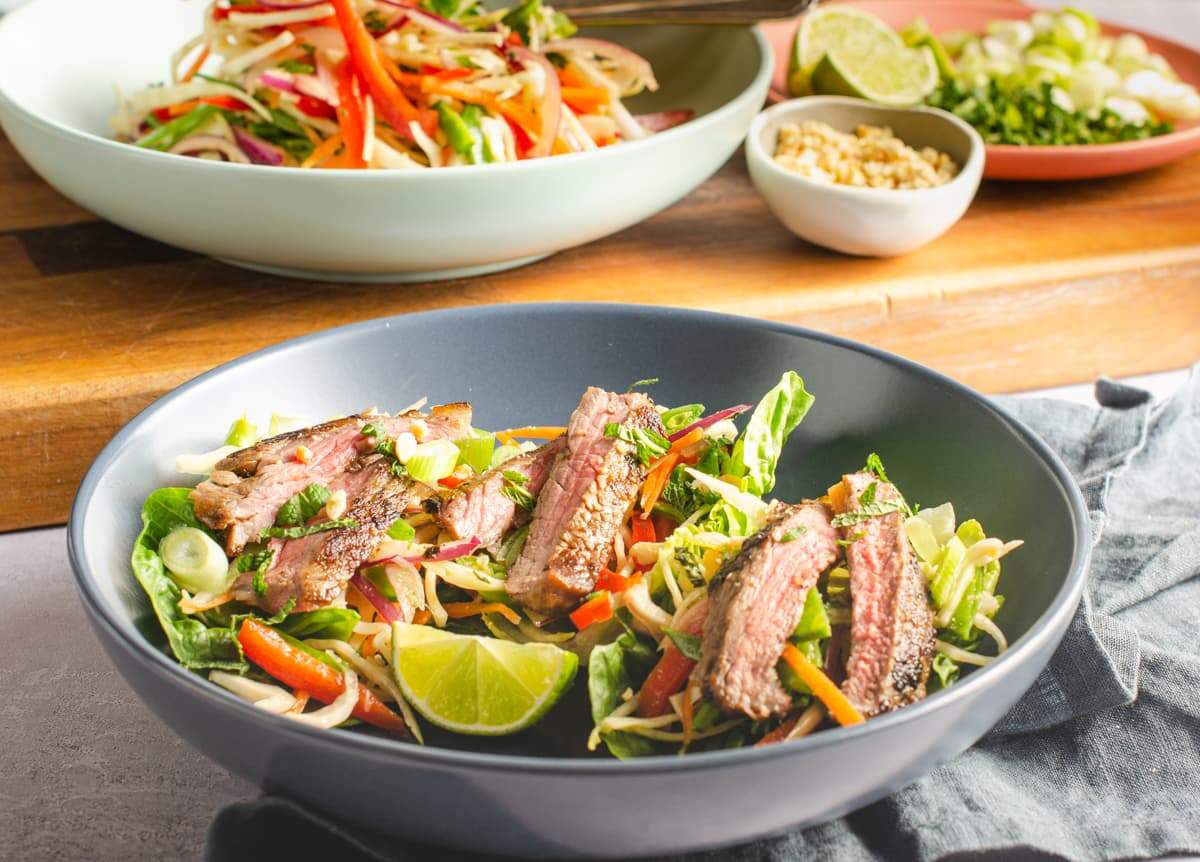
[68,303,1088,858]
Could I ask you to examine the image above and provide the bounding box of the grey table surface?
[3,2,1198,857]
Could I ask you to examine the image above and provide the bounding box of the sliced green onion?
[224,414,258,448]
[405,439,460,484]
[269,412,305,436]
[659,403,704,433]
[929,535,967,609]
[490,443,523,468]
[160,527,232,594]
[792,587,831,642]
[386,518,416,541]
[904,516,941,564]
[455,434,495,474]
[916,502,957,546]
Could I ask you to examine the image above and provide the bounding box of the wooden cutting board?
[2,129,1199,532]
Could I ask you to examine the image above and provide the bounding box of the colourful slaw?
[112,0,690,168]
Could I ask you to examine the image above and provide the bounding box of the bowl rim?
[0,0,772,179]
[67,302,1091,775]
[746,95,985,200]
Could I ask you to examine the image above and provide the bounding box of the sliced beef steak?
[836,472,935,717]
[192,403,471,555]
[695,501,838,720]
[506,388,664,614]
[436,437,564,547]
[231,454,432,613]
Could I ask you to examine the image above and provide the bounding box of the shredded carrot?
[551,136,571,155]
[639,451,679,514]
[701,547,723,580]
[780,644,864,727]
[495,426,567,445]
[681,683,695,746]
[557,63,590,88]
[361,635,378,659]
[285,690,311,715]
[561,85,610,114]
[827,481,849,512]
[179,44,211,83]
[669,427,704,454]
[443,601,521,625]
[168,99,200,118]
[301,122,322,147]
[301,132,343,168]
[412,609,433,625]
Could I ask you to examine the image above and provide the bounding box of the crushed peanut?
[409,418,429,441]
[773,121,958,190]
[325,489,347,520]
[293,445,313,464]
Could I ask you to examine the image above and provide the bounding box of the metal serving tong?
[551,0,815,25]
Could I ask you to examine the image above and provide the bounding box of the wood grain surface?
[2,127,1199,531]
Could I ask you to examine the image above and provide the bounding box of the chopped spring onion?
[160,527,233,594]
[935,639,994,666]
[915,502,956,546]
[455,435,496,474]
[404,439,460,483]
[224,414,258,447]
[490,443,523,467]
[904,515,941,564]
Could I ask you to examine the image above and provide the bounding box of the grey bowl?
[68,303,1089,858]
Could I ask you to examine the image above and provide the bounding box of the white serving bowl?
[745,96,984,257]
[0,0,771,282]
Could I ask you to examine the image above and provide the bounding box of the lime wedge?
[811,44,939,106]
[789,6,906,96]
[390,623,578,736]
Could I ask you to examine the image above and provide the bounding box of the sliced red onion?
[544,38,658,91]
[636,109,694,133]
[387,5,467,33]
[294,25,345,53]
[169,135,250,163]
[259,70,298,95]
[255,0,328,7]
[232,126,286,165]
[349,571,403,623]
[508,46,561,159]
[668,404,752,442]
[293,72,335,105]
[364,536,482,568]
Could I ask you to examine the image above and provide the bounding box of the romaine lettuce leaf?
[729,371,815,496]
[587,629,659,759]
[131,488,246,671]
[277,608,360,641]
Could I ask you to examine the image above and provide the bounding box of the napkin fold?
[207,367,1200,862]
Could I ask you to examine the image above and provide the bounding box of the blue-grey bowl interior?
[68,303,1089,858]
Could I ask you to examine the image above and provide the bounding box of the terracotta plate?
[761,0,1200,180]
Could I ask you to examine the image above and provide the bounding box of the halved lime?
[789,6,906,96]
[811,44,939,106]
[390,623,578,736]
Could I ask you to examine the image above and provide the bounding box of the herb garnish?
[501,470,536,511]
[236,548,276,597]
[363,9,389,32]
[662,627,702,661]
[779,526,808,543]
[279,59,315,74]
[604,423,670,466]
[260,518,357,540]
[362,422,407,479]
[837,532,865,547]
[859,481,878,505]
[275,483,331,527]
[626,377,660,393]
[831,502,904,528]
[864,452,889,483]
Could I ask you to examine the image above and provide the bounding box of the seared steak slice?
[506,388,664,614]
[696,501,838,720]
[836,472,935,717]
[231,454,432,613]
[436,438,564,546]
[192,403,471,555]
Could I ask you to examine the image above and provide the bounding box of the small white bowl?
[746,96,984,257]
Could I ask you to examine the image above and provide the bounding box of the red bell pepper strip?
[630,516,656,547]
[296,94,337,121]
[569,591,613,630]
[636,596,708,717]
[332,59,367,169]
[595,568,639,594]
[329,0,423,140]
[237,619,409,734]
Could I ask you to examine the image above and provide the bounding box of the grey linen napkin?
[207,367,1200,862]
